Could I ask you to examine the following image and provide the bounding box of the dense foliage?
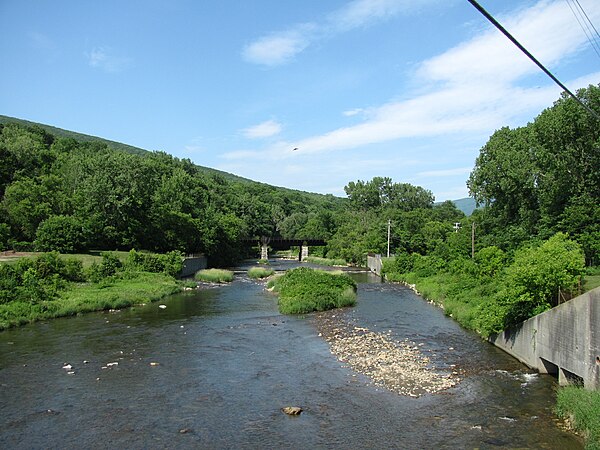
[377,86,598,336]
[270,267,357,314]
[0,121,344,263]
[0,251,181,330]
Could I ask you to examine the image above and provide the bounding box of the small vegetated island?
[268,267,357,314]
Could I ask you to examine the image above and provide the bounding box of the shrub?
[87,252,123,283]
[126,249,183,277]
[248,267,275,279]
[194,268,234,283]
[34,215,87,253]
[475,246,506,278]
[505,233,585,311]
[0,223,10,251]
[272,267,357,314]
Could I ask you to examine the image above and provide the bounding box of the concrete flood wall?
[367,253,382,276]
[490,286,600,389]
[179,255,208,278]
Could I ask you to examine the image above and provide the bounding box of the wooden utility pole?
[471,222,476,258]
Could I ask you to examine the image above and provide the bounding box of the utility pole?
[387,219,391,258]
[471,222,476,259]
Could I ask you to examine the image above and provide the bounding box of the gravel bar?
[315,312,459,397]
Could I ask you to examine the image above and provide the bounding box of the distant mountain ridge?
[451,197,477,216]
[0,114,252,185]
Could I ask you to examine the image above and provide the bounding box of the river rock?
[282,406,303,415]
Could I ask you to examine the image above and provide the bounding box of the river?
[0,259,582,449]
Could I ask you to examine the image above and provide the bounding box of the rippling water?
[0,260,582,449]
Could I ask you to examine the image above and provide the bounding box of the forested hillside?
[0,121,344,265]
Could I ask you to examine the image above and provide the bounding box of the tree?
[34,215,88,253]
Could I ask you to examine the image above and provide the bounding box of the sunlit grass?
[248,267,275,279]
[194,268,234,283]
[0,271,180,331]
[556,386,600,449]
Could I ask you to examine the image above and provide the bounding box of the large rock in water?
[281,406,303,415]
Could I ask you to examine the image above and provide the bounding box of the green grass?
[0,271,180,331]
[304,256,347,267]
[583,267,600,292]
[271,267,356,314]
[556,386,600,449]
[0,251,130,268]
[248,267,275,279]
[194,268,234,283]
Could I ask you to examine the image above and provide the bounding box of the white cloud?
[416,167,472,178]
[242,119,283,139]
[85,46,132,73]
[329,0,437,31]
[242,24,316,66]
[243,0,442,66]
[343,108,364,117]
[246,1,600,155]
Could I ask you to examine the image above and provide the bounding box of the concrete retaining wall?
[179,255,208,278]
[490,286,600,389]
[367,253,382,276]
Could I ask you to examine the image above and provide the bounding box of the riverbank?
[0,250,184,331]
[0,271,181,330]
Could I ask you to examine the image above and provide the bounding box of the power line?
[574,0,600,43]
[566,0,600,60]
[466,0,600,121]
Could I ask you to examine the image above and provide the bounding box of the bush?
[0,223,10,251]
[0,252,85,305]
[505,233,585,310]
[126,249,183,277]
[194,268,234,283]
[475,246,506,278]
[34,215,87,253]
[248,267,275,279]
[272,267,357,314]
[87,252,123,283]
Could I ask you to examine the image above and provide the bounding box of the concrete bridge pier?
[301,245,309,261]
[261,244,268,261]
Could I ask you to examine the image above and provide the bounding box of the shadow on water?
[0,259,583,449]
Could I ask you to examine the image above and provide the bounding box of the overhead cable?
[566,0,600,60]
[466,0,600,120]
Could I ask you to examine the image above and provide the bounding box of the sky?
[1,0,599,201]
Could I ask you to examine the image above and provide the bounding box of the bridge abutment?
[301,245,309,261]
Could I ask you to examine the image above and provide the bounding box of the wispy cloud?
[243,0,441,66]
[236,1,600,158]
[242,119,283,139]
[343,108,364,117]
[85,46,132,73]
[226,1,600,199]
[416,167,472,178]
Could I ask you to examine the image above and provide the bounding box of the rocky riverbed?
[315,311,459,397]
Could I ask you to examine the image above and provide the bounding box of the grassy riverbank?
[269,267,356,314]
[0,271,180,330]
[0,250,184,331]
[556,386,600,449]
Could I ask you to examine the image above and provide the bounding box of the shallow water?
[0,260,582,448]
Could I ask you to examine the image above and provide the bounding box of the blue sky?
[1,0,599,201]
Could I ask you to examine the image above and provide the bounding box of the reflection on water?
[0,260,582,449]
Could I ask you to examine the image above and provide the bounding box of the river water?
[0,260,582,449]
